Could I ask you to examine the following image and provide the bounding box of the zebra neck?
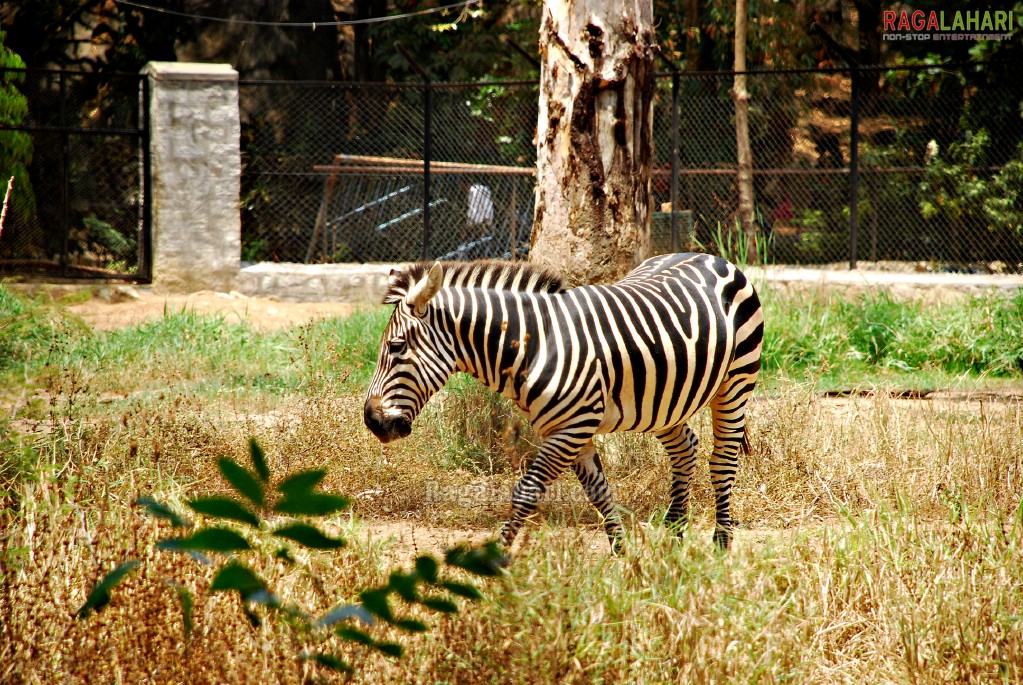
[442,288,543,408]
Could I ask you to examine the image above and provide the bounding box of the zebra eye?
[388,338,408,356]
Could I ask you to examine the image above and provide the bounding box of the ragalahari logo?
[882,8,1017,41]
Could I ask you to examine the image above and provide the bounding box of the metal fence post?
[657,52,682,253]
[422,81,432,260]
[59,70,69,277]
[140,74,153,282]
[848,65,861,270]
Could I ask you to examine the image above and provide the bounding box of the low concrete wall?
[235,262,1023,304]
[236,262,395,303]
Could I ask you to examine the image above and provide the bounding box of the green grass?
[0,289,393,406]
[760,287,1023,389]
[3,284,1021,406]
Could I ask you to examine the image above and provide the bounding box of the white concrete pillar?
[143,62,240,291]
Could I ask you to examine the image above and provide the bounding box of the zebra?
[364,253,764,553]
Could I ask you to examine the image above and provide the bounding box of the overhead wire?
[112,0,482,28]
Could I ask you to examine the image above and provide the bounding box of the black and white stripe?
[364,253,764,552]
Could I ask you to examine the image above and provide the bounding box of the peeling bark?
[530,0,654,287]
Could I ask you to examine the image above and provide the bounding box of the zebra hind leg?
[571,441,623,554]
[654,423,699,540]
[708,385,755,551]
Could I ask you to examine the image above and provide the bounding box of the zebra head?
[364,262,454,443]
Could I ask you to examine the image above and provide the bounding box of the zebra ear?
[406,262,443,315]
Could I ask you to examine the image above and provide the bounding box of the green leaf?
[158,527,251,553]
[218,457,265,508]
[76,560,140,619]
[310,653,352,674]
[274,547,296,565]
[388,571,419,602]
[316,604,376,628]
[249,437,270,482]
[134,496,192,528]
[273,493,351,517]
[414,555,439,583]
[336,625,376,646]
[210,561,276,607]
[172,583,194,641]
[187,496,260,528]
[359,588,393,621]
[444,541,506,577]
[440,581,483,600]
[373,642,404,658]
[393,618,428,633]
[272,522,346,549]
[276,468,326,496]
[243,605,261,627]
[420,597,458,614]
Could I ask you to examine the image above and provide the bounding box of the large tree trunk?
[732,0,759,259]
[529,0,655,286]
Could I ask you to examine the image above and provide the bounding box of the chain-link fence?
[655,64,1023,268]
[0,68,149,279]
[1,63,1019,280]
[240,79,538,265]
[242,62,1022,270]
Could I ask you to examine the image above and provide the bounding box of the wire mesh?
[241,64,1021,270]
[657,65,1023,268]
[0,68,147,279]
[239,80,539,265]
[4,63,1019,279]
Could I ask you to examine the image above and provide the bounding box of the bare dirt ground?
[65,288,356,331]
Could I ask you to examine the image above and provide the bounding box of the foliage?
[919,130,1023,237]
[656,0,818,70]
[0,30,34,216]
[366,0,540,83]
[2,0,190,72]
[82,216,134,257]
[697,220,772,268]
[77,438,504,675]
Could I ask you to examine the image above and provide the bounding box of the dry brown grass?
[2,357,1022,682]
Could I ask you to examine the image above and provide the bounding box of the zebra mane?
[383,260,564,304]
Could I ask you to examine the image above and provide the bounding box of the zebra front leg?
[571,441,623,554]
[654,423,699,539]
[500,433,584,550]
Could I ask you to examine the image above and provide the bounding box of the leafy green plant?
[919,130,1023,241]
[77,438,504,675]
[0,30,34,217]
[697,219,772,268]
[82,216,133,257]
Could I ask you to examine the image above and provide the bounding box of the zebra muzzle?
[364,396,412,443]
